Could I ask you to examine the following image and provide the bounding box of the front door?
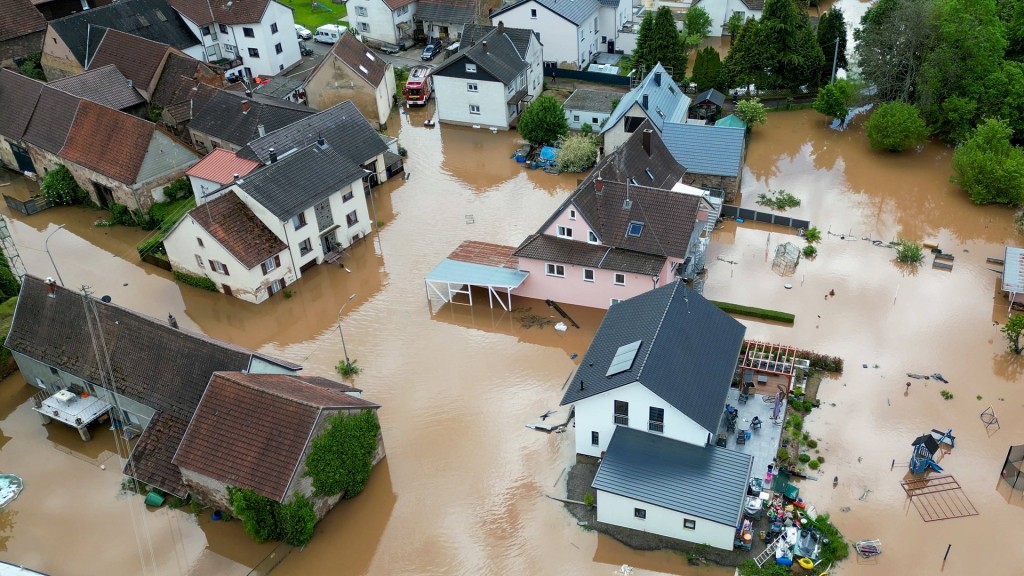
[321,233,335,254]
[9,143,35,173]
[607,40,615,53]
[222,284,232,296]
[92,181,115,208]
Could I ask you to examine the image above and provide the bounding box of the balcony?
[648,420,664,433]
[614,414,628,426]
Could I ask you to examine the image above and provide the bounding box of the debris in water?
[932,373,949,383]
[840,506,851,512]
[907,373,928,379]
[570,353,578,359]
[784,283,793,289]
[540,411,554,421]
[554,322,568,332]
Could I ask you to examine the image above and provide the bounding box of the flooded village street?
[0,102,1022,576]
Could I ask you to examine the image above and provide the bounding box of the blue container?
[776,557,793,567]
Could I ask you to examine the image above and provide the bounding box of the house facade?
[0,0,47,69]
[432,23,542,129]
[595,0,631,54]
[563,88,620,131]
[690,0,763,37]
[350,0,415,47]
[168,0,302,79]
[303,31,396,128]
[490,0,600,69]
[416,0,476,41]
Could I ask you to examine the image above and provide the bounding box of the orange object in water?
[81,391,89,398]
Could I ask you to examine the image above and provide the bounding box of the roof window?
[627,221,644,237]
[645,168,654,180]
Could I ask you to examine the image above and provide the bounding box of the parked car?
[299,43,313,56]
[380,42,401,55]
[295,24,312,40]
[421,40,442,61]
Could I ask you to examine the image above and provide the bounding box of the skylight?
[359,65,369,74]
[607,340,642,376]
[366,51,376,61]
[645,168,654,180]
[629,177,638,186]
[627,221,644,237]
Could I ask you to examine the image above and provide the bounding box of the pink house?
[513,122,714,310]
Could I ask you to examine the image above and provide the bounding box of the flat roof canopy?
[1003,247,1024,293]
[425,241,528,311]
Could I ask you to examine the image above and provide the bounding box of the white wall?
[526,36,544,99]
[571,382,711,457]
[596,489,736,550]
[374,64,397,126]
[491,3,582,67]
[351,0,413,44]
[696,0,761,37]
[188,176,224,203]
[176,1,301,77]
[603,102,646,151]
[435,75,509,128]
[567,108,612,130]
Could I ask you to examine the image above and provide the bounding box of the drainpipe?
[281,222,299,281]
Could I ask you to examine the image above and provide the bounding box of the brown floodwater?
[0,106,1022,576]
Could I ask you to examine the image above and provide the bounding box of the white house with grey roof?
[690,0,764,37]
[349,0,416,47]
[601,63,690,150]
[490,0,600,69]
[563,88,621,130]
[432,23,543,129]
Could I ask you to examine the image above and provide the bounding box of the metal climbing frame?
[900,475,978,522]
[0,215,27,279]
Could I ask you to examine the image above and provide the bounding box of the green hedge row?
[173,271,217,292]
[711,301,795,324]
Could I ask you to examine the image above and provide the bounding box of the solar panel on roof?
[606,340,642,376]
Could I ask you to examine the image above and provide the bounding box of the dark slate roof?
[172,372,378,502]
[560,282,746,435]
[588,118,684,187]
[22,86,81,154]
[461,23,533,56]
[238,100,388,166]
[415,0,477,25]
[150,52,222,108]
[236,142,367,220]
[189,190,287,268]
[491,0,599,26]
[514,233,666,276]
[564,88,622,114]
[693,88,726,108]
[0,0,46,42]
[168,0,273,26]
[86,28,170,93]
[49,0,198,67]
[662,123,745,177]
[593,426,752,526]
[126,412,190,497]
[48,64,147,110]
[0,69,44,141]
[160,78,220,123]
[188,88,314,148]
[433,25,529,85]
[602,63,690,135]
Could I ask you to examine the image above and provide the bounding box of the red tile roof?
[173,372,379,502]
[60,99,155,184]
[168,0,272,26]
[447,240,519,268]
[382,0,415,10]
[0,0,46,42]
[87,28,170,94]
[188,191,286,269]
[186,148,260,185]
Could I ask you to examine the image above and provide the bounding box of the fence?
[719,205,810,230]
[4,193,51,216]
[543,64,631,86]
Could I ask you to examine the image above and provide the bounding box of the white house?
[596,0,633,53]
[490,0,600,69]
[417,0,477,41]
[593,426,753,550]
[164,140,373,303]
[168,0,302,79]
[432,23,543,129]
[601,63,690,151]
[689,0,763,37]
[349,0,416,47]
[563,88,621,130]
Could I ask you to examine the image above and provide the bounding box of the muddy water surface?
[0,107,1022,576]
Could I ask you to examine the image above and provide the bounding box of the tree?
[517,96,568,146]
[685,6,713,39]
[725,0,825,89]
[0,253,20,301]
[978,60,1024,139]
[555,134,598,172]
[734,98,768,127]
[40,165,87,205]
[816,8,848,83]
[304,409,381,498]
[230,488,283,543]
[727,11,746,39]
[1003,313,1024,354]
[633,7,688,80]
[865,102,930,151]
[854,0,937,103]
[692,47,725,91]
[724,19,769,87]
[812,79,853,122]
[951,119,1024,205]
[632,11,655,73]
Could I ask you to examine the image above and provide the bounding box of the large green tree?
[724,19,769,87]
[812,79,853,122]
[978,60,1024,140]
[517,96,568,146]
[816,8,848,83]
[633,7,688,80]
[865,102,930,151]
[951,119,1024,205]
[685,6,713,38]
[725,0,825,89]
[854,0,937,103]
[692,46,725,91]
[1003,313,1024,353]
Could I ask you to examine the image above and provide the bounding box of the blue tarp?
[539,146,557,161]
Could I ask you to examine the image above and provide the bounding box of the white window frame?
[262,257,277,273]
[545,263,565,277]
[614,273,625,286]
[583,268,595,282]
[557,225,573,239]
[588,230,599,244]
[360,22,370,32]
[467,82,478,92]
[195,254,205,269]
[684,519,697,530]
[466,63,477,73]
[469,104,481,115]
[610,298,622,306]
[569,209,576,220]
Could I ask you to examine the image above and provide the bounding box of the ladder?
[754,539,781,567]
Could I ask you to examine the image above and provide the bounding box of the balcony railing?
[614,414,628,426]
[648,420,664,433]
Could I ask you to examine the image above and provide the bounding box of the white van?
[314,24,346,44]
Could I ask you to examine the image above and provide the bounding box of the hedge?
[711,301,795,324]
[173,271,218,292]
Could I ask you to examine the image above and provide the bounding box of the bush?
[812,80,853,122]
[941,389,954,400]
[41,166,87,205]
[137,236,166,257]
[580,122,593,134]
[807,352,844,373]
[555,134,598,173]
[734,98,767,127]
[279,494,316,546]
[518,95,568,145]
[817,456,825,463]
[811,513,849,565]
[394,67,409,102]
[756,189,801,211]
[803,245,817,258]
[788,415,803,431]
[17,53,45,81]
[711,301,795,323]
[866,102,929,152]
[776,447,790,462]
[336,358,361,377]
[808,459,820,470]
[583,492,595,506]
[893,238,925,264]
[304,409,381,498]
[951,118,1024,205]
[173,271,217,291]
[798,453,812,463]
[162,177,192,202]
[0,253,20,300]
[803,227,822,244]
[230,487,282,543]
[109,203,135,226]
[806,439,818,449]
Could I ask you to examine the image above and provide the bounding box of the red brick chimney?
[595,177,604,193]
[241,100,251,114]
[498,21,505,34]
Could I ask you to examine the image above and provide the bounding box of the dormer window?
[627,222,644,237]
[466,63,477,73]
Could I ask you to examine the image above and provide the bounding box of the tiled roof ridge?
[635,280,681,378]
[214,371,375,408]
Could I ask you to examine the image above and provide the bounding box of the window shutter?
[261,261,268,275]
[208,259,215,270]
[223,264,229,276]
[274,255,281,267]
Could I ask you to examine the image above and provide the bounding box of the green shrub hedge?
[711,301,795,324]
[173,271,217,292]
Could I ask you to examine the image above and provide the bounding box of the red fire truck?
[403,66,433,106]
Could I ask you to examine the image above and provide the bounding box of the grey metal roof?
[1003,247,1024,293]
[433,25,529,85]
[560,282,746,435]
[237,100,388,166]
[593,426,753,526]
[693,88,725,108]
[48,64,146,110]
[564,88,621,114]
[253,74,305,100]
[491,0,600,26]
[189,88,314,149]
[50,0,198,67]
[601,63,690,134]
[662,123,745,177]
[236,142,367,220]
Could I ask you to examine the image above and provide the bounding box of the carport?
[425,241,528,311]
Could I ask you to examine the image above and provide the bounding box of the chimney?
[257,124,266,137]
[167,314,179,329]
[269,147,277,163]
[498,21,504,34]
[45,277,56,298]
[233,173,241,183]
[127,79,133,87]
[241,100,251,114]
[245,89,252,97]
[482,40,488,54]
[642,129,652,156]
[317,136,327,149]
[654,71,661,86]
[641,94,648,109]
[595,177,604,194]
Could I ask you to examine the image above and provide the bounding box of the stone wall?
[305,62,381,128]
[0,32,45,69]
[181,468,232,510]
[683,173,740,203]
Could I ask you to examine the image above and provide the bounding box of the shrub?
[813,79,853,122]
[808,459,820,470]
[788,415,804,431]
[279,494,316,546]
[951,118,1024,205]
[798,453,812,463]
[230,487,282,543]
[555,134,598,173]
[776,447,790,462]
[581,122,593,134]
[803,245,817,258]
[583,492,595,506]
[756,189,801,210]
[811,514,849,565]
[162,177,192,202]
[734,98,768,128]
[711,301,795,323]
[807,352,844,373]
[893,238,925,264]
[806,439,818,449]
[173,271,217,291]
[941,389,954,400]
[17,53,45,81]
[865,102,929,152]
[817,456,825,463]
[0,254,20,300]
[336,358,361,377]
[137,236,166,257]
[109,203,135,226]
[304,409,381,498]
[41,166,87,205]
[803,227,822,244]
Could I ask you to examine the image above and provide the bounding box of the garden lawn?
[286,0,349,30]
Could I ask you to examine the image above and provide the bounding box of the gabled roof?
[601,63,690,134]
[49,0,199,67]
[22,86,81,154]
[188,190,287,268]
[560,282,746,435]
[433,24,530,85]
[461,23,533,56]
[151,52,222,108]
[0,69,44,141]
[593,426,752,526]
[662,123,746,177]
[236,141,367,220]
[238,100,388,166]
[0,0,46,42]
[383,0,416,10]
[564,88,622,114]
[693,88,726,108]
[715,114,747,129]
[188,88,314,148]
[61,99,156,184]
[491,0,599,26]
[86,29,170,94]
[129,412,191,497]
[186,147,261,185]
[325,31,390,88]
[514,233,666,276]
[160,78,220,123]
[168,0,273,26]
[415,0,477,25]
[173,371,378,502]
[48,65,147,110]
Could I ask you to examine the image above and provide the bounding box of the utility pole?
[831,37,840,84]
